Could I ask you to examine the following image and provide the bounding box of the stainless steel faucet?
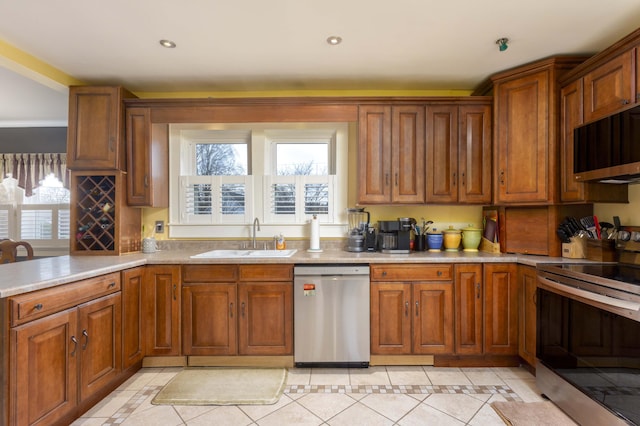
[252,217,261,248]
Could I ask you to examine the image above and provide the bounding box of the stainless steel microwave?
[574,103,640,183]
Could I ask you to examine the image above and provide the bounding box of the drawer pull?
[415,301,419,316]
[382,271,387,277]
[241,302,245,317]
[476,283,481,299]
[82,330,89,350]
[405,301,409,317]
[108,282,116,288]
[34,303,43,311]
[437,271,442,277]
[173,284,177,300]
[230,302,234,318]
[71,336,78,356]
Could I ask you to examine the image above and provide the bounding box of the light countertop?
[0,246,589,298]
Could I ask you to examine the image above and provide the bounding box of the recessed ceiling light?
[326,36,342,46]
[159,39,176,48]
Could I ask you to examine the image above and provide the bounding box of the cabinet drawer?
[10,272,120,326]
[182,265,237,283]
[239,265,293,281]
[371,264,452,281]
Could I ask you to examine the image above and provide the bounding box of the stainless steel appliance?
[294,265,370,367]
[346,208,371,252]
[377,218,415,253]
[536,227,640,426]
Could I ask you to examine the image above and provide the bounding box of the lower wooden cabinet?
[9,276,122,426]
[144,265,181,356]
[370,264,454,355]
[122,267,145,369]
[181,264,293,356]
[484,263,519,355]
[454,264,483,354]
[518,265,537,367]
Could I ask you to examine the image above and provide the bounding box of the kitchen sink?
[190,249,297,258]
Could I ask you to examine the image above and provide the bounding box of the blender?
[346,208,370,252]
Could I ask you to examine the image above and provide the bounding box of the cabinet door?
[11,308,78,426]
[370,282,412,355]
[426,105,458,203]
[144,266,181,356]
[454,264,483,355]
[495,70,550,203]
[126,107,152,206]
[238,283,293,355]
[122,267,144,369]
[560,80,585,202]
[458,104,492,204]
[518,265,537,366]
[583,50,634,122]
[392,106,425,203]
[182,283,237,355]
[484,264,518,355]
[67,86,127,170]
[412,282,454,354]
[126,108,169,207]
[78,292,122,402]
[358,105,392,203]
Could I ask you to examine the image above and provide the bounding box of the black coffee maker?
[377,218,415,253]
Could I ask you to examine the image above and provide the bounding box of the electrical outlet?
[155,220,165,234]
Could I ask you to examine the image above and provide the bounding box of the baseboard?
[188,356,294,368]
[142,356,188,368]
[370,355,435,366]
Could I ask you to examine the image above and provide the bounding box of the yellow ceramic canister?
[442,227,462,251]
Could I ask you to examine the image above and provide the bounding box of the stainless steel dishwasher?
[294,265,370,368]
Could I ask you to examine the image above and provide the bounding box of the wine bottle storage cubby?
[74,175,116,251]
[70,171,141,255]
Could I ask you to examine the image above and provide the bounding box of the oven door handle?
[538,276,640,312]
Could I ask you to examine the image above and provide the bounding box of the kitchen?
[3,3,640,426]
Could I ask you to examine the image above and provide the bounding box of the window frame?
[168,122,349,239]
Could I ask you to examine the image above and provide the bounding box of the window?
[0,173,70,254]
[169,123,349,238]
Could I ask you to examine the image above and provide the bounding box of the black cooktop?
[551,263,640,285]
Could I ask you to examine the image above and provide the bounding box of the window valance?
[0,153,68,197]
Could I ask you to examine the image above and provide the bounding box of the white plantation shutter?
[180,175,253,224]
[20,208,53,239]
[0,205,11,239]
[264,175,334,223]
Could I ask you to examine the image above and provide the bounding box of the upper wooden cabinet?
[426,103,492,204]
[491,58,585,205]
[125,107,169,207]
[67,86,135,170]
[358,105,425,204]
[583,49,636,123]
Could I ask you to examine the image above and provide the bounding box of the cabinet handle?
[499,170,505,185]
[108,282,116,288]
[82,330,89,350]
[395,172,398,186]
[437,270,442,277]
[453,172,457,187]
[385,173,389,186]
[461,172,465,186]
[476,283,481,299]
[71,336,78,356]
[144,175,149,187]
[230,302,234,318]
[109,136,115,152]
[415,301,419,316]
[622,99,630,105]
[173,284,177,300]
[34,303,43,311]
[405,301,409,317]
[382,271,387,277]
[241,302,245,317]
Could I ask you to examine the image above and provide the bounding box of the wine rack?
[70,171,141,255]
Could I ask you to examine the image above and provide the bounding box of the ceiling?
[2,0,640,127]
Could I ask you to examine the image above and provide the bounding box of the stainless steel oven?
[536,231,640,426]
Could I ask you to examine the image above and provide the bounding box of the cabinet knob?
[437,270,442,277]
[34,303,43,311]
[622,99,630,105]
[382,271,387,277]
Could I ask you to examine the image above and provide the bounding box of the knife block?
[562,237,586,259]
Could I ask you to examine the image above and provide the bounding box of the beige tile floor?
[71,366,565,425]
